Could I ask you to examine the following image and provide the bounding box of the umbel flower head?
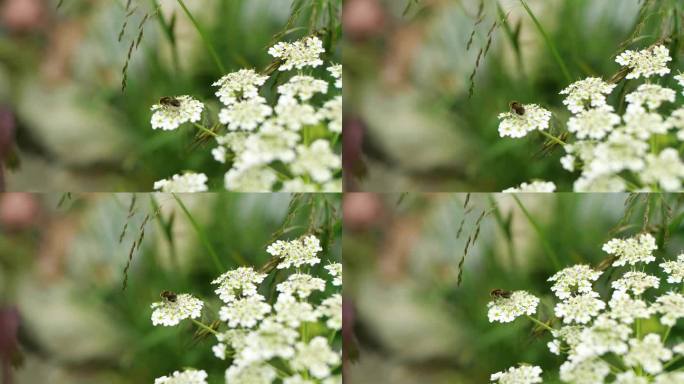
[560,77,616,114]
[487,290,539,323]
[153,172,208,193]
[602,233,657,266]
[548,264,602,300]
[151,293,204,326]
[212,69,269,106]
[267,235,323,269]
[154,369,208,384]
[151,95,204,131]
[502,180,556,193]
[660,253,684,283]
[490,365,543,384]
[616,45,672,79]
[497,104,552,138]
[268,36,325,71]
[211,266,267,303]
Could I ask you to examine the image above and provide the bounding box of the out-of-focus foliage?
[0,192,341,383]
[344,0,684,191]
[0,0,340,191]
[343,193,684,383]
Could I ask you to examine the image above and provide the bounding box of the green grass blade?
[519,0,572,83]
[512,195,561,270]
[176,0,226,73]
[172,193,224,272]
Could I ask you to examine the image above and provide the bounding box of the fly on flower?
[159,96,181,108]
[490,288,512,299]
[160,290,178,303]
[509,101,525,116]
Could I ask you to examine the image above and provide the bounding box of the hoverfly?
[159,96,181,108]
[509,101,525,116]
[490,289,513,299]
[160,290,178,303]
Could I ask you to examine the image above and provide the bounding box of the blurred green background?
[343,0,684,191]
[0,0,340,191]
[343,193,684,383]
[0,192,341,383]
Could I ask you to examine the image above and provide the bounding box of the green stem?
[526,315,554,332]
[176,0,226,73]
[519,0,572,83]
[513,195,562,270]
[191,319,219,336]
[193,123,218,137]
[172,194,224,272]
[538,130,567,146]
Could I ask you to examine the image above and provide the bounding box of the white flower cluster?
[151,293,204,326]
[151,235,341,384]
[154,369,208,384]
[152,36,341,192]
[153,172,208,193]
[501,45,684,192]
[502,180,556,193]
[488,231,684,383]
[497,104,552,138]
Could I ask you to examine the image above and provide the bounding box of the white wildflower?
[213,69,269,106]
[151,95,204,131]
[267,235,322,269]
[277,273,326,299]
[240,318,299,363]
[151,293,204,327]
[567,107,620,140]
[560,77,616,114]
[574,316,631,359]
[554,292,605,324]
[607,291,653,324]
[653,291,684,326]
[611,271,660,295]
[615,371,649,384]
[623,109,671,140]
[211,267,267,303]
[502,181,556,193]
[291,337,340,379]
[275,97,321,131]
[660,254,684,283]
[487,291,539,323]
[219,97,272,131]
[602,233,657,266]
[641,148,684,191]
[268,36,325,71]
[319,294,342,330]
[490,365,543,384]
[616,45,672,79]
[559,358,610,384]
[274,294,320,327]
[154,369,208,384]
[224,166,277,192]
[624,334,672,375]
[573,174,627,192]
[548,264,602,300]
[319,96,342,134]
[219,295,271,328]
[325,263,342,286]
[153,172,208,193]
[278,75,328,101]
[625,83,676,111]
[497,104,552,138]
[291,140,341,183]
[328,63,342,89]
[238,122,300,167]
[225,363,277,384]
